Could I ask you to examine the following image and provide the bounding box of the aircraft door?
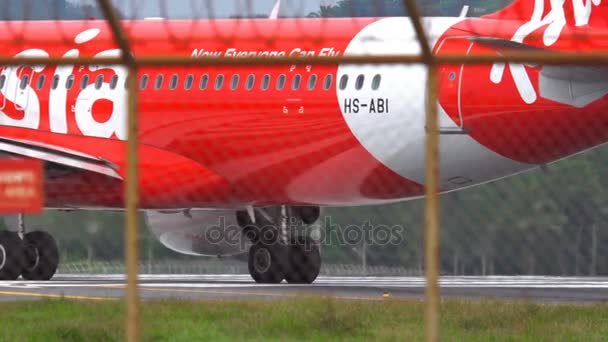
[435,37,474,128]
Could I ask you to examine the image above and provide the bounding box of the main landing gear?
[0,215,59,281]
[240,206,322,284]
[248,237,321,284]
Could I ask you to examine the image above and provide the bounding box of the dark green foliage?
[0,0,119,20]
[323,145,608,276]
[307,0,512,17]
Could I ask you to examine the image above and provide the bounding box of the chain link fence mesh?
[0,0,606,339]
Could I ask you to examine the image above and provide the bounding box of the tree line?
[0,0,513,20]
[306,0,511,17]
[0,0,103,20]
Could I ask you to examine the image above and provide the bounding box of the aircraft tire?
[284,238,321,284]
[0,231,25,280]
[21,231,59,281]
[248,242,287,284]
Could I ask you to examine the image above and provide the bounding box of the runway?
[1,275,608,303]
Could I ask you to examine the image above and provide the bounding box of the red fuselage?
[0,13,607,209]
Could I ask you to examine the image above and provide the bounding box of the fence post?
[124,64,140,342]
[94,1,140,341]
[424,64,440,342]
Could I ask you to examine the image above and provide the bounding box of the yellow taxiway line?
[0,290,115,301]
[0,286,397,302]
[134,286,392,301]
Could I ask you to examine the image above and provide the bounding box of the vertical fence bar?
[124,65,140,342]
[402,0,432,61]
[424,64,440,342]
[93,1,139,341]
[401,1,441,340]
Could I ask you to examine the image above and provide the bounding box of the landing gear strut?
[0,214,59,281]
[243,206,321,284]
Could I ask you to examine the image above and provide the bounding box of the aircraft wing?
[470,36,608,107]
[0,137,122,179]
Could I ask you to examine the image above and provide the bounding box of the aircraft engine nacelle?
[145,210,251,257]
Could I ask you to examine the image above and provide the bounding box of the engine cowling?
[145,210,251,257]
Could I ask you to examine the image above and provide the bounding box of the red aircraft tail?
[484,0,608,27]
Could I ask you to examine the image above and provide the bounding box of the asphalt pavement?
[0,275,607,303]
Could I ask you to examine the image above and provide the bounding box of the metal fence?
[1,0,607,341]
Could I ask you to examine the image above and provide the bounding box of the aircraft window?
[170,74,179,90]
[110,75,118,90]
[51,75,60,90]
[155,74,164,90]
[37,75,46,90]
[19,75,29,90]
[185,74,194,90]
[339,75,348,90]
[95,75,104,90]
[200,74,209,90]
[307,74,317,90]
[0,75,5,90]
[215,74,224,90]
[276,74,286,90]
[261,74,271,90]
[230,74,240,90]
[372,74,381,90]
[140,74,149,90]
[80,74,90,89]
[323,74,333,90]
[292,74,302,90]
[66,75,75,89]
[355,75,365,90]
[245,74,255,90]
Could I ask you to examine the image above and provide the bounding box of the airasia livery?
[0,0,606,283]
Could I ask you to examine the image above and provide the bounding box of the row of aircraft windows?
[0,73,382,92]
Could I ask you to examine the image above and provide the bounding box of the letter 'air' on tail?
[484,0,608,27]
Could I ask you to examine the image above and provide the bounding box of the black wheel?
[248,242,287,284]
[0,231,25,280]
[285,238,321,284]
[21,231,59,281]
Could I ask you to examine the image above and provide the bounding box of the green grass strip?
[0,298,607,341]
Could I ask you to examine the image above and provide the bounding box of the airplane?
[0,0,606,283]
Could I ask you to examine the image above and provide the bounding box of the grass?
[0,298,607,341]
